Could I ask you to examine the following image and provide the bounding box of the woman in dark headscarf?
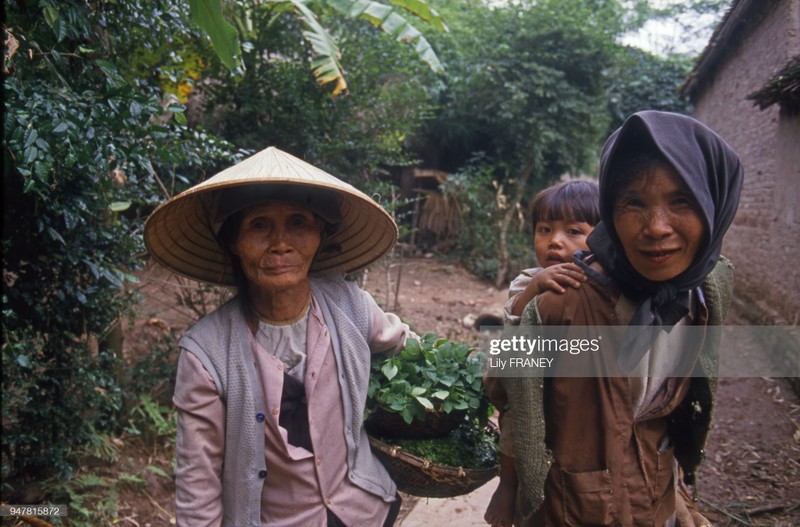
[500,111,743,526]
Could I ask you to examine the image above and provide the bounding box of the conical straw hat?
[144,147,398,286]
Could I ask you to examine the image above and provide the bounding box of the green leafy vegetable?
[378,419,499,469]
[367,332,489,425]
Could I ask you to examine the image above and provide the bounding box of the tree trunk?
[495,156,536,288]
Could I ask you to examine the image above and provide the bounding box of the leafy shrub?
[2,0,238,482]
[196,14,433,183]
[127,394,177,452]
[441,159,535,282]
[45,465,170,527]
[366,333,488,425]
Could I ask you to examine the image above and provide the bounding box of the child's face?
[612,165,705,282]
[534,219,593,267]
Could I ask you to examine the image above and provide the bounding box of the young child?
[484,180,599,527]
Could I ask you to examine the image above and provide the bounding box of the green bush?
[127,394,177,452]
[2,0,237,482]
[195,15,433,184]
[441,159,535,282]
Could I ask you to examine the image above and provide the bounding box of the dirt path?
[697,377,800,525]
[362,256,509,346]
[121,256,799,525]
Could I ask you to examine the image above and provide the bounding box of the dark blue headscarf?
[579,111,744,372]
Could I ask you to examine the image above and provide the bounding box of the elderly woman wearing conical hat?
[145,147,412,527]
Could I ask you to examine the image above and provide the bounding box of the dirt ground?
[104,257,800,526]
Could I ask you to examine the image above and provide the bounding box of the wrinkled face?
[231,202,323,295]
[612,166,706,282]
[533,220,593,268]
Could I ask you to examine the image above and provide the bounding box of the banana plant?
[189,0,446,95]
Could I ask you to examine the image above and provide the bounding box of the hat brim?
[144,147,398,286]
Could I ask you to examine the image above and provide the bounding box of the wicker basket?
[368,425,499,498]
[365,407,467,439]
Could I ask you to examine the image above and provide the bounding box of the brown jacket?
[502,258,733,526]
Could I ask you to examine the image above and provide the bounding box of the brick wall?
[691,0,800,325]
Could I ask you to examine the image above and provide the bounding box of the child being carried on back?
[484,180,600,527]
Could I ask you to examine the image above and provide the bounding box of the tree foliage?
[188,0,446,94]
[622,0,731,56]
[2,0,238,480]
[606,46,693,134]
[424,0,624,173]
[417,0,624,282]
[195,15,436,183]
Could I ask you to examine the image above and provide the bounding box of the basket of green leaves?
[365,333,499,497]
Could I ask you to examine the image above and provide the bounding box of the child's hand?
[509,264,588,317]
[531,262,587,294]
